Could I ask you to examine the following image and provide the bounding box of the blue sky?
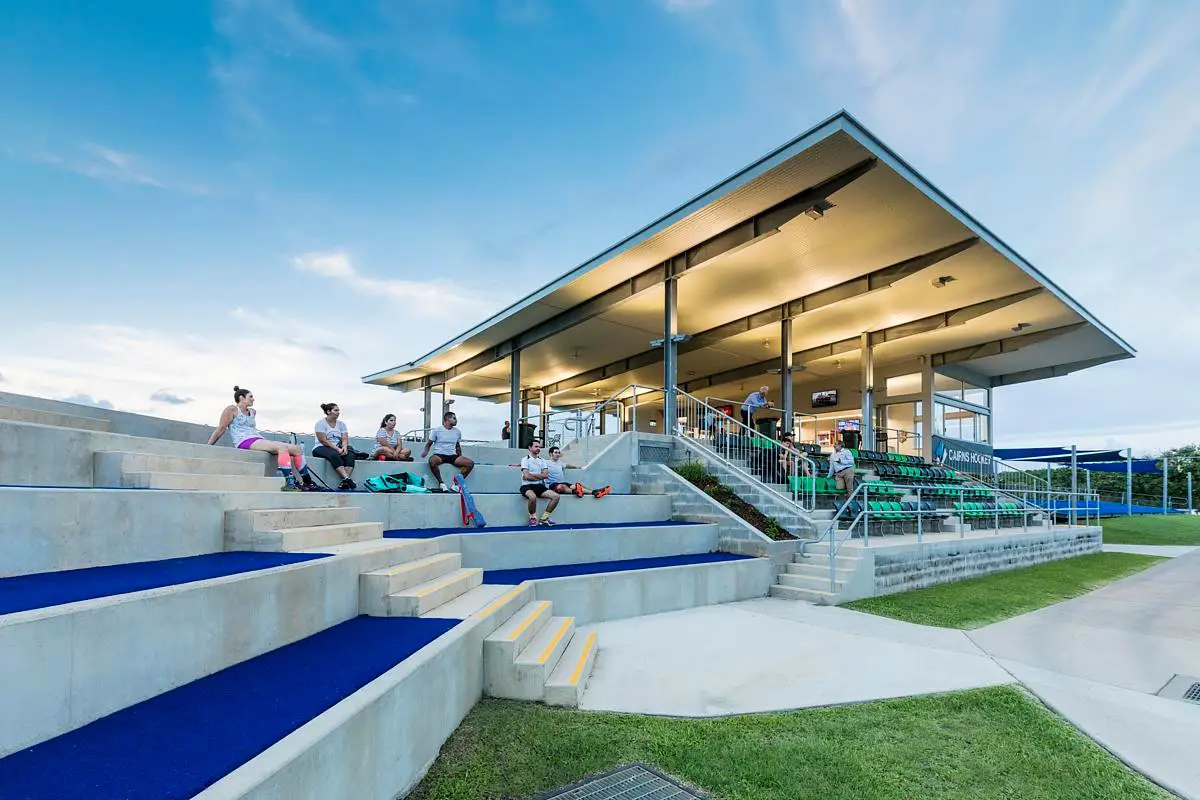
[1,0,1197,451]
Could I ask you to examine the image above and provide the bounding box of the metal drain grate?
[530,763,708,799]
[1155,674,1200,704]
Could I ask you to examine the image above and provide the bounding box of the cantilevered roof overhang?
[363,111,1134,406]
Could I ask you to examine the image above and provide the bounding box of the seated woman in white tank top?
[207,386,316,491]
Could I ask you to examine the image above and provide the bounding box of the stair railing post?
[916,485,923,544]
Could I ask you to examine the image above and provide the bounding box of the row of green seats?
[954,502,1026,519]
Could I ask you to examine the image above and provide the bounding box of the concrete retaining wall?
[309,460,632,495]
[528,556,775,625]
[632,463,799,569]
[870,527,1104,597]
[0,544,408,756]
[444,523,720,571]
[196,614,490,800]
[0,391,216,443]
[0,488,361,578]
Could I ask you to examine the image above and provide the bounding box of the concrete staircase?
[770,540,864,604]
[226,506,383,551]
[483,598,598,707]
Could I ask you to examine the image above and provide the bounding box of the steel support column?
[422,385,432,433]
[509,351,521,449]
[441,384,452,419]
[1162,457,1169,514]
[780,317,794,439]
[538,388,549,444]
[860,331,874,450]
[1071,444,1078,526]
[663,266,679,432]
[1126,448,1132,516]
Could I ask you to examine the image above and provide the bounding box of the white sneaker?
[449,482,461,493]
[439,483,450,493]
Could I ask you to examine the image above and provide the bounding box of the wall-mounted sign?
[932,435,995,476]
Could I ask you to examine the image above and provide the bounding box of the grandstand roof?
[363,111,1134,406]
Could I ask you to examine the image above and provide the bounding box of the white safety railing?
[815,479,1099,592]
[675,389,819,512]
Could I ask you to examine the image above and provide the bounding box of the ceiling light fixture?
[931,275,956,289]
[1012,322,1032,333]
[803,199,836,220]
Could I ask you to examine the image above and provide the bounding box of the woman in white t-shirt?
[314,402,357,490]
[373,414,413,461]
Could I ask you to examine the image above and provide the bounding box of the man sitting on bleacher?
[828,440,856,502]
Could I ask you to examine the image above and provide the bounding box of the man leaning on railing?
[829,440,856,502]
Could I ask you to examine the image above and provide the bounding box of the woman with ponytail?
[207,386,317,491]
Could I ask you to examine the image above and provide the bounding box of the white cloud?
[0,322,507,441]
[292,251,494,315]
[13,143,214,196]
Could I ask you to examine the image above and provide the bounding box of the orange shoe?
[592,485,612,499]
[573,482,585,498]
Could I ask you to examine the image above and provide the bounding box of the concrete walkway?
[580,599,1011,717]
[579,552,1200,798]
[1104,543,1198,557]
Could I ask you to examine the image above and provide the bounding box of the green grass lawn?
[841,552,1163,629]
[410,687,1166,800]
[1102,514,1200,546]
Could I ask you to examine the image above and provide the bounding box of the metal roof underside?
[364,111,1133,406]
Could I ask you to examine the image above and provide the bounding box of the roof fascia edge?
[832,113,1136,358]
[361,111,853,385]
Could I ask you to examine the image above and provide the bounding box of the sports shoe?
[281,477,300,492]
[528,517,539,527]
[338,478,353,491]
[539,517,557,527]
[592,485,612,499]
[439,483,450,493]
[573,482,585,498]
[347,478,357,490]
[449,481,461,494]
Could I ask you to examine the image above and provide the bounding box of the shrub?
[672,461,793,540]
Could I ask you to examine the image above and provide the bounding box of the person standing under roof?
[741,385,773,430]
[828,439,857,502]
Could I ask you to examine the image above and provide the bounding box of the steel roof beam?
[989,354,1127,387]
[478,237,980,402]
[680,289,1047,393]
[386,157,879,393]
[931,322,1086,367]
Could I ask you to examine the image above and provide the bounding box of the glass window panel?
[885,372,922,397]
[933,373,962,400]
[963,383,988,407]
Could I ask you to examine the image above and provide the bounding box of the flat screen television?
[811,389,838,408]
[837,419,861,432]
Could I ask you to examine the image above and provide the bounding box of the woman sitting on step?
[314,402,358,491]
[207,386,316,491]
[373,414,413,462]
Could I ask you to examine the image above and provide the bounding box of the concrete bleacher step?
[420,583,514,620]
[789,554,859,572]
[485,599,553,666]
[94,451,266,484]
[226,505,361,535]
[770,583,837,604]
[231,521,384,552]
[777,572,845,592]
[0,404,109,432]
[387,567,483,616]
[360,553,461,616]
[511,615,576,697]
[121,471,283,491]
[544,629,599,707]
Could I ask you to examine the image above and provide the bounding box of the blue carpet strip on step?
[385,520,702,540]
[0,615,458,800]
[483,551,754,584]
[0,552,329,616]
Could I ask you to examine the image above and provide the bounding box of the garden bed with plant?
[673,461,794,540]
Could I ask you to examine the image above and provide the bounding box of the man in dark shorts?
[519,439,559,526]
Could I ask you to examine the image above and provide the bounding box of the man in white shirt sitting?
[518,439,559,527]
[420,411,475,492]
[828,439,857,502]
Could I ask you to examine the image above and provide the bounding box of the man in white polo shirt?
[518,439,559,527]
[420,411,475,492]
[828,439,857,502]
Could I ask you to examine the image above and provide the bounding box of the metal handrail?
[675,389,819,513]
